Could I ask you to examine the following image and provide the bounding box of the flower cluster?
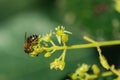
[27,26,71,70]
[69,36,120,79]
[70,63,120,80]
[25,26,120,74]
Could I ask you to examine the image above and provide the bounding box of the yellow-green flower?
[42,32,52,42]
[29,45,43,57]
[55,26,65,36]
[50,58,65,70]
[55,26,72,44]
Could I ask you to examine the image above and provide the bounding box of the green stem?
[101,71,113,77]
[43,40,120,51]
[86,71,113,79]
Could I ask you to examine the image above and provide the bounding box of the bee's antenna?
[25,32,27,41]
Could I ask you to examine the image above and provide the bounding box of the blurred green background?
[0,0,120,80]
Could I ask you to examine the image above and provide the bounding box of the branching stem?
[43,40,120,51]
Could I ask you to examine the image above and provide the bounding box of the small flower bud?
[44,52,51,58]
[62,34,68,43]
[92,64,100,74]
[99,54,110,70]
[76,64,89,74]
[71,74,78,80]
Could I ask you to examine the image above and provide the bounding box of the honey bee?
[24,32,39,54]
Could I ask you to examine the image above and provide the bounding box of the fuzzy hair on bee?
[24,32,39,54]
